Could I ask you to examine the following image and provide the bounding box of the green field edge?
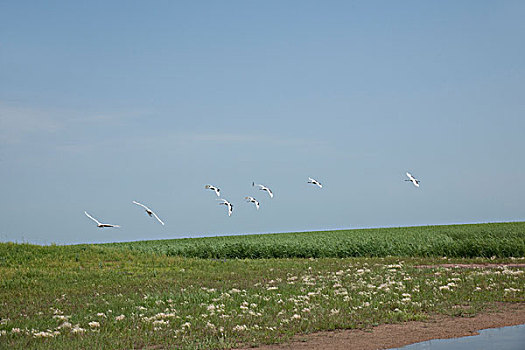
[102,221,525,259]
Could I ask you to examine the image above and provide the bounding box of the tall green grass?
[107,222,525,259]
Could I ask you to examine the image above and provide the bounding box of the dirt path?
[237,303,525,350]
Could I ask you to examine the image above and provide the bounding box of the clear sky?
[1,1,524,244]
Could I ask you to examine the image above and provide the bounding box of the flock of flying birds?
[208,181,278,217]
[84,172,420,228]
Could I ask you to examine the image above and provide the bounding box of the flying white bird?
[308,177,323,188]
[245,196,260,210]
[217,198,233,216]
[84,211,120,228]
[253,182,273,198]
[405,172,420,187]
[205,184,221,197]
[132,201,165,225]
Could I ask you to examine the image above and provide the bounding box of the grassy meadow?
[0,222,524,349]
[109,222,525,258]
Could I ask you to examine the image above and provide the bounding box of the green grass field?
[108,222,525,258]
[0,222,524,349]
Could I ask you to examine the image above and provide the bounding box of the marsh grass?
[107,222,525,259]
[0,222,524,349]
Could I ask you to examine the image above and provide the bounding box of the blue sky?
[1,1,524,244]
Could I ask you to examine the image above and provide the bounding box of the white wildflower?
[152,319,169,326]
[33,331,55,338]
[233,324,247,331]
[52,315,70,321]
[71,325,86,334]
[58,322,72,329]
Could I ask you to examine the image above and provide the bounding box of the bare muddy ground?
[238,303,525,350]
[414,263,525,269]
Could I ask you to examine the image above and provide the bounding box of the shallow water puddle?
[392,324,525,350]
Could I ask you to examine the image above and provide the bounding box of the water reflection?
[392,324,525,350]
